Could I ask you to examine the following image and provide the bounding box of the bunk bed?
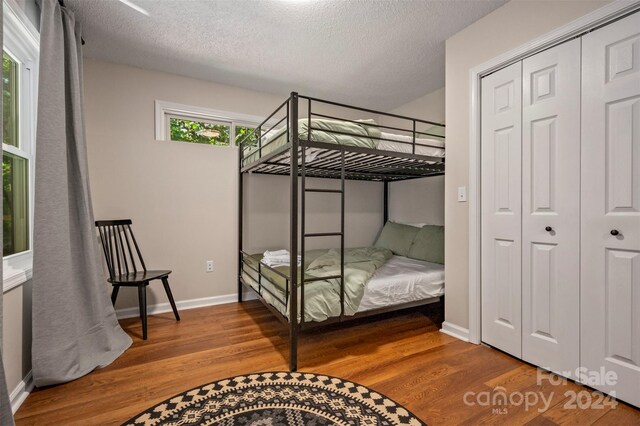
[238,93,445,371]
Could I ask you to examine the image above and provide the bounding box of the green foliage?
[3,155,13,253]
[169,117,258,148]
[2,153,28,256]
[235,126,258,147]
[3,52,22,255]
[3,52,19,147]
[170,117,230,146]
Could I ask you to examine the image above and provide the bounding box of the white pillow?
[405,222,427,228]
[391,221,427,228]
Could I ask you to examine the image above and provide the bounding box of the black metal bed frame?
[238,92,445,371]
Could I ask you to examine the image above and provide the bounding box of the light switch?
[458,186,467,202]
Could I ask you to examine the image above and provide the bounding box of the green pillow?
[374,222,419,256]
[408,225,444,264]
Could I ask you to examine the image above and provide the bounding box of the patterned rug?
[124,372,425,426]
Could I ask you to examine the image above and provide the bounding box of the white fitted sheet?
[358,255,444,312]
[377,131,445,158]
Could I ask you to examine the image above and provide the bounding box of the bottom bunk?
[242,248,444,324]
[239,221,445,370]
[239,248,444,326]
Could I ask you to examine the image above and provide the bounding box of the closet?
[480,11,639,407]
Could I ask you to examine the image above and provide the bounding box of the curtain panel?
[31,0,131,387]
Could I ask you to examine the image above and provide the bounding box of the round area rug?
[124,372,425,426]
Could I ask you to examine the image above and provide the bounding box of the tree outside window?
[3,51,29,257]
[168,115,258,148]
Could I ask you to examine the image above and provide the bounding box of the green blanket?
[242,246,392,323]
[242,118,381,163]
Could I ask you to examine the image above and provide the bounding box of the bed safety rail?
[239,251,290,309]
[237,93,445,181]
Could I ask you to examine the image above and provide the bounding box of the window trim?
[154,100,264,147]
[3,0,39,293]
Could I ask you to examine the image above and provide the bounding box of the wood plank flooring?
[14,300,640,425]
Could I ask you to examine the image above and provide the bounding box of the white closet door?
[521,39,581,376]
[582,11,640,407]
[481,62,522,358]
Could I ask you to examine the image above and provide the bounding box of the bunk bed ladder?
[300,105,347,336]
[300,153,347,323]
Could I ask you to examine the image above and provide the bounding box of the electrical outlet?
[206,260,214,272]
[457,186,467,202]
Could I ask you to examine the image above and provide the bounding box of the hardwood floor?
[15,300,640,425]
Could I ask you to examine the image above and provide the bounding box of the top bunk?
[238,93,445,182]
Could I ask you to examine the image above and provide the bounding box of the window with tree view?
[235,125,258,147]
[168,115,258,147]
[3,152,28,256]
[3,51,30,257]
[3,52,18,147]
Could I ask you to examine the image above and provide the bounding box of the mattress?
[378,131,445,158]
[242,118,445,165]
[357,255,444,312]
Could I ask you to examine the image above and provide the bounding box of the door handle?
[610,229,620,236]
[545,226,553,232]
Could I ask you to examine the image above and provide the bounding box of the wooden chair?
[95,219,180,340]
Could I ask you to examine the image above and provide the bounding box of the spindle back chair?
[96,219,180,339]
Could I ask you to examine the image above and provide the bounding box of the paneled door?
[521,39,581,376]
[481,62,523,358]
[581,11,640,407]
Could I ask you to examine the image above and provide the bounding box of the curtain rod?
[57,0,86,45]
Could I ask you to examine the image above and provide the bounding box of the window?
[235,125,258,147]
[3,0,39,292]
[168,115,233,146]
[3,150,29,256]
[155,100,263,148]
[3,52,18,147]
[3,51,29,257]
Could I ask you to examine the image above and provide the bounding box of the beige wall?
[84,60,448,311]
[2,282,32,393]
[388,87,445,124]
[245,174,385,252]
[13,0,39,29]
[385,88,446,226]
[444,0,610,329]
[84,60,398,310]
[389,176,445,226]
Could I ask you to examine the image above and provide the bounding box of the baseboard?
[10,370,33,414]
[440,321,470,342]
[115,291,257,319]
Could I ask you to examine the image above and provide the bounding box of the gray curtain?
[32,0,131,387]
[0,0,16,422]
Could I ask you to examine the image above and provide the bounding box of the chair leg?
[138,284,148,340]
[111,285,120,306]
[161,277,180,321]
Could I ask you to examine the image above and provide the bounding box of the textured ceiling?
[67,0,507,109]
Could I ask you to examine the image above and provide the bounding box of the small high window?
[155,101,263,148]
